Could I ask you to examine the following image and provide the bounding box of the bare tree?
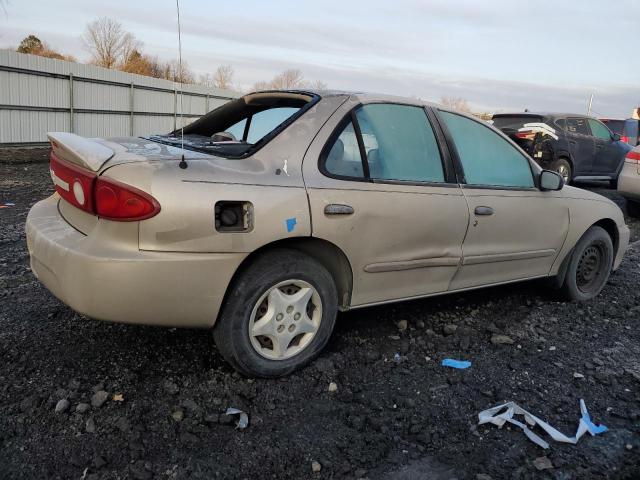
[270,69,306,90]
[309,79,328,90]
[440,96,472,113]
[82,17,140,68]
[200,65,235,89]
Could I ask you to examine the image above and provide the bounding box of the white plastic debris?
[478,399,607,449]
[225,407,249,429]
[517,122,559,141]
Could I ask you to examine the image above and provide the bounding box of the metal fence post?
[69,73,74,133]
[130,82,134,136]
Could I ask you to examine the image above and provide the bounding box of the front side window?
[587,119,612,141]
[323,104,446,183]
[439,111,534,188]
[566,117,590,136]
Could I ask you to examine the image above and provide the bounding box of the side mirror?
[612,133,621,141]
[540,170,564,191]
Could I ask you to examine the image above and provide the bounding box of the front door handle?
[324,204,354,215]
[474,206,494,216]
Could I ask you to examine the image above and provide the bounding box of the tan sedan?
[618,145,640,210]
[26,90,629,377]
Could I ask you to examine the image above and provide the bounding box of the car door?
[565,117,596,175]
[588,118,624,174]
[435,110,570,290]
[302,99,469,307]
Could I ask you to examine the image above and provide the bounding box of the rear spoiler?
[47,132,115,172]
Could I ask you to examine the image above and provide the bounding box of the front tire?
[560,226,613,301]
[213,249,338,377]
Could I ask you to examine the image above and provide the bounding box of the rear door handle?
[474,206,494,216]
[324,204,354,215]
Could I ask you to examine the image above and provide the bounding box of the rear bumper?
[26,195,246,328]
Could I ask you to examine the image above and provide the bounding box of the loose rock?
[91,390,109,408]
[54,398,70,414]
[311,461,322,473]
[491,334,514,345]
[533,456,553,471]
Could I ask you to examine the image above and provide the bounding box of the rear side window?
[566,117,590,135]
[355,104,444,182]
[439,111,534,188]
[324,120,365,178]
[587,119,612,141]
[322,104,445,183]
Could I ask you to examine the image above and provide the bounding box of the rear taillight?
[626,151,640,163]
[95,177,160,221]
[50,151,160,221]
[50,151,96,213]
[621,136,629,144]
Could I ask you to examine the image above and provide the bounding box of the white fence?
[0,50,238,146]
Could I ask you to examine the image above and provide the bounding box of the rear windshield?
[146,92,318,158]
[600,120,624,135]
[492,115,544,130]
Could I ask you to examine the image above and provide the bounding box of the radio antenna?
[176,0,187,169]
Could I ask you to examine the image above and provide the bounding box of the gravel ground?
[1,155,640,480]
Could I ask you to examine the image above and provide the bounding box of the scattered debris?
[0,202,15,209]
[397,319,408,332]
[328,382,338,393]
[573,372,585,379]
[441,358,472,369]
[532,456,554,471]
[478,399,607,449]
[225,407,249,429]
[112,393,124,402]
[311,460,322,473]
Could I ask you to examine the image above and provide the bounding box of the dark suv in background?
[492,113,631,186]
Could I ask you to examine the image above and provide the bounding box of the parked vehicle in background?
[26,91,629,377]
[600,118,640,146]
[617,145,640,213]
[492,113,631,186]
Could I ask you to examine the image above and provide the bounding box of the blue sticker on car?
[285,217,297,232]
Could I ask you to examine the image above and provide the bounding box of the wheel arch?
[219,237,354,322]
[553,217,618,287]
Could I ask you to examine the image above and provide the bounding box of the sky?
[1,0,638,117]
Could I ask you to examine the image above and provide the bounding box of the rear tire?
[559,226,613,301]
[213,249,338,378]
[552,158,572,185]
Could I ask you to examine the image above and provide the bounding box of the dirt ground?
[1,150,639,480]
